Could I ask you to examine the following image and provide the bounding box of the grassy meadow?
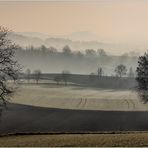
[11,80,147,111]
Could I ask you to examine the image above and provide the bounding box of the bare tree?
[25,68,31,83]
[98,67,103,78]
[0,26,20,107]
[115,64,127,78]
[62,70,71,85]
[54,75,61,85]
[85,49,96,57]
[48,46,57,54]
[40,45,48,53]
[62,45,72,55]
[97,49,107,57]
[33,69,42,84]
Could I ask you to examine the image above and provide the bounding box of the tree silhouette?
[136,51,148,103]
[98,67,103,78]
[85,49,96,57]
[115,64,127,78]
[62,45,72,55]
[33,69,42,84]
[97,49,107,57]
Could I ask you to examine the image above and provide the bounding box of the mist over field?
[2,1,148,140]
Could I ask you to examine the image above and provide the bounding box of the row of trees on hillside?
[25,64,135,88]
[25,69,71,85]
[17,44,139,60]
[16,44,138,75]
[25,64,135,85]
[114,65,135,78]
[89,65,135,78]
[21,45,109,57]
[24,44,139,57]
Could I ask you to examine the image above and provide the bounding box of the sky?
[1,0,148,46]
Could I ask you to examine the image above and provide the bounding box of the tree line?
[24,63,135,87]
[16,45,138,76]
[18,44,139,58]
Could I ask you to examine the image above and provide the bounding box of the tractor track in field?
[122,90,136,110]
[82,98,87,108]
[77,98,83,107]
[77,98,87,108]
[72,89,137,110]
[128,90,136,110]
[127,90,136,110]
[124,99,130,109]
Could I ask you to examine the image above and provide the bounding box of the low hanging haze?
[1,0,148,54]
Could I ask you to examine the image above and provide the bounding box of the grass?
[11,82,147,111]
[0,133,148,147]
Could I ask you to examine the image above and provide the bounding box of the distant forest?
[16,45,139,75]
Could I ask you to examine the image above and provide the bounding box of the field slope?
[0,103,148,134]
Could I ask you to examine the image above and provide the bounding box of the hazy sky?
[1,0,148,45]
